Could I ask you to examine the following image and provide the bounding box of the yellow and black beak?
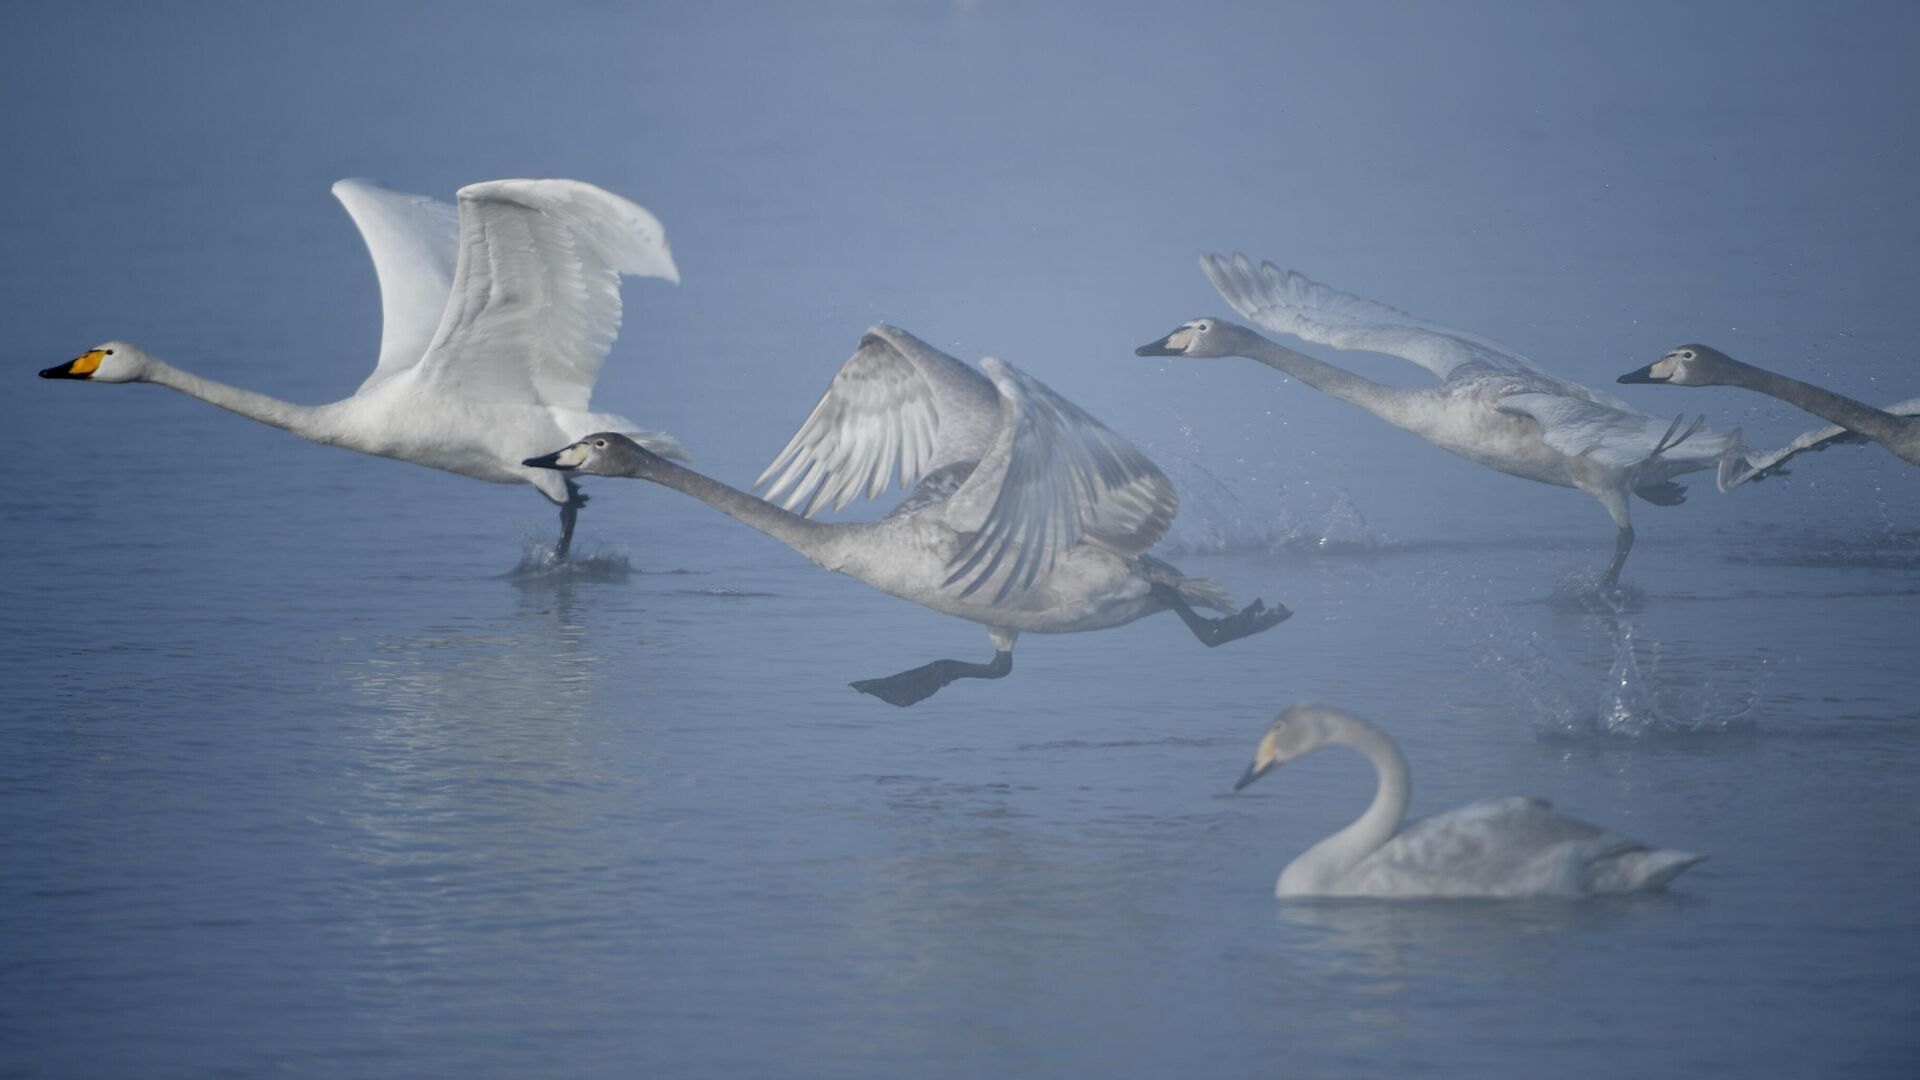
[41,350,106,380]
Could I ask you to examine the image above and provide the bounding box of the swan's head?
[523,432,663,478]
[40,341,153,383]
[1135,317,1246,359]
[1233,705,1351,791]
[1617,344,1733,387]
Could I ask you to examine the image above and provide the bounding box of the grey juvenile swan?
[1139,253,1736,588]
[40,178,687,559]
[1235,704,1705,899]
[1619,344,1920,489]
[525,325,1290,706]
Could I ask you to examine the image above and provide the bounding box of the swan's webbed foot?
[1152,583,1292,647]
[851,650,1014,707]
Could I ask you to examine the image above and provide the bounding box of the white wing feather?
[415,179,678,411]
[331,179,461,393]
[1721,397,1920,489]
[942,358,1178,601]
[755,325,998,516]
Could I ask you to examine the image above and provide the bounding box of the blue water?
[5,2,1920,1077]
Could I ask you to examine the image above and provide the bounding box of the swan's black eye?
[104,349,114,355]
[1682,351,1695,360]
[593,439,607,448]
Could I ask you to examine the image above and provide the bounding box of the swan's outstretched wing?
[756,325,1000,516]
[1720,397,1920,489]
[331,179,461,394]
[1495,391,1729,469]
[413,179,678,411]
[942,358,1178,601]
[1200,252,1566,383]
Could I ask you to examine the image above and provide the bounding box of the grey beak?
[1616,364,1659,384]
[523,450,573,470]
[1233,760,1273,792]
[1135,336,1179,357]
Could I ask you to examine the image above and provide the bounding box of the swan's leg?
[851,629,1017,707]
[1150,583,1291,647]
[1602,526,1635,589]
[555,477,590,560]
[1594,488,1634,589]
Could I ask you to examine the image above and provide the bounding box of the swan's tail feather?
[1138,553,1238,614]
[1592,848,1706,893]
[624,428,691,464]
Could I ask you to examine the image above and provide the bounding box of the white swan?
[40,177,688,558]
[1619,344,1920,488]
[1139,253,1737,588]
[1235,704,1706,899]
[524,325,1291,706]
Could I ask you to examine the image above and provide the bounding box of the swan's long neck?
[1723,361,1917,449]
[625,456,840,558]
[1278,720,1410,895]
[144,360,342,442]
[1237,336,1407,416]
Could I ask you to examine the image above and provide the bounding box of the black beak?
[40,360,88,379]
[1233,759,1274,792]
[1135,335,1178,357]
[1616,364,1659,385]
[522,450,573,470]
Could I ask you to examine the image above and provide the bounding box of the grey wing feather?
[1721,396,1920,489]
[756,326,998,516]
[942,358,1178,601]
[1496,390,1730,469]
[1199,252,1555,382]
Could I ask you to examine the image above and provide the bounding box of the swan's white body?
[1143,254,1738,585]
[1619,344,1920,488]
[526,326,1287,704]
[44,178,686,550]
[1238,705,1705,899]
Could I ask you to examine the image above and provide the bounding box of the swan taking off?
[1235,704,1705,899]
[525,325,1290,706]
[40,178,688,559]
[1139,253,1738,589]
[1619,344,1920,488]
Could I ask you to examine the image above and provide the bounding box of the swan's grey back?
[1351,796,1698,897]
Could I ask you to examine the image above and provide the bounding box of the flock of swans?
[42,176,1914,899]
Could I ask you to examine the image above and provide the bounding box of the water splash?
[1481,610,1763,740]
[1153,455,1390,556]
[504,539,632,584]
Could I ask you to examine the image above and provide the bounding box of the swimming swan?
[1139,253,1736,588]
[1619,344,1920,488]
[40,178,688,558]
[1235,704,1705,899]
[525,325,1290,706]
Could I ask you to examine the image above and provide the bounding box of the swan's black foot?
[851,650,1013,707]
[1153,583,1292,647]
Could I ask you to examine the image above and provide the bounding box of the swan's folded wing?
[756,325,998,517]
[1199,252,1553,382]
[942,358,1178,601]
[331,179,461,393]
[414,179,677,411]
[1722,396,1920,489]
[1496,391,1727,469]
[1362,797,1640,897]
